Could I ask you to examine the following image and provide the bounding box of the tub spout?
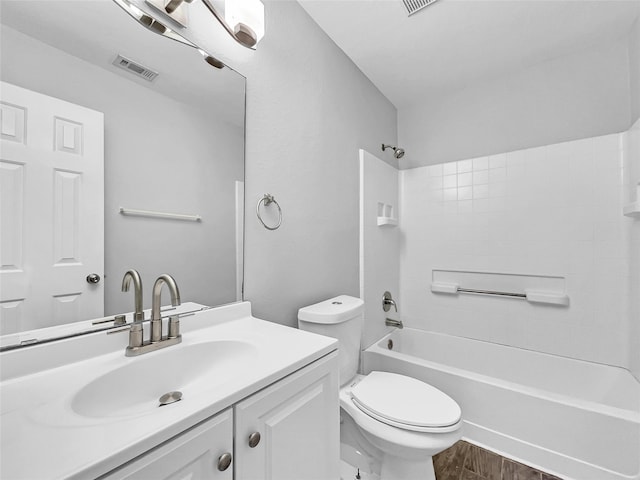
[385,318,403,329]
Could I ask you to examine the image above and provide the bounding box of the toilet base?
[340,418,381,480]
[380,453,435,480]
[341,437,436,480]
[340,457,380,480]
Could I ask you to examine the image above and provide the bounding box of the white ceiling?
[299,0,640,109]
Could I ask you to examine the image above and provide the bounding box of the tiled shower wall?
[399,129,638,369]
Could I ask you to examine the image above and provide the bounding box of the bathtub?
[363,329,640,480]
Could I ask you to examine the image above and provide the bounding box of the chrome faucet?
[151,274,181,343]
[121,269,145,322]
[124,274,182,357]
[382,291,402,329]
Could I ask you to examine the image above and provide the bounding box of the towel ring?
[257,193,282,230]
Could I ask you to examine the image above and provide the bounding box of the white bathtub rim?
[462,420,640,480]
[377,327,637,383]
[370,330,640,421]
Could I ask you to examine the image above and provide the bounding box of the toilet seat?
[350,371,461,433]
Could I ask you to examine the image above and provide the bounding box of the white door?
[235,353,340,480]
[0,81,104,334]
[101,408,234,480]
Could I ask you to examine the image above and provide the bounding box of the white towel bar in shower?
[431,282,569,306]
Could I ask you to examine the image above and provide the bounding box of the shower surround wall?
[399,130,637,370]
[625,118,640,379]
[359,149,400,349]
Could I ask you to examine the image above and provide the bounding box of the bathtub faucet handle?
[382,291,398,312]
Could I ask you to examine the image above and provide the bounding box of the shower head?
[382,144,405,159]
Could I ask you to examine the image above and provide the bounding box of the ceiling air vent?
[112,55,158,82]
[402,0,439,16]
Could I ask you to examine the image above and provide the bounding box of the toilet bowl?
[298,295,463,480]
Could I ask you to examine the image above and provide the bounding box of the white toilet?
[298,295,462,480]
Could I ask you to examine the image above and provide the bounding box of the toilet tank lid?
[298,295,364,324]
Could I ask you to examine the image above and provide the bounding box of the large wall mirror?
[0,0,245,344]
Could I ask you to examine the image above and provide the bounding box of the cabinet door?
[101,408,233,480]
[235,352,340,480]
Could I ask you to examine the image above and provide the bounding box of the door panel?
[0,81,104,333]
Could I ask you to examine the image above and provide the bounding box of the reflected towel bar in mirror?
[119,207,202,222]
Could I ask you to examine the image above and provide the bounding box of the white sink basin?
[71,340,258,418]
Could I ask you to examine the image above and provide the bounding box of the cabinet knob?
[248,432,261,448]
[217,452,232,471]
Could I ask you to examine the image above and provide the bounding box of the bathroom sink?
[71,340,257,418]
[1,303,339,480]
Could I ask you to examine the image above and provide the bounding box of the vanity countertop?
[0,302,337,479]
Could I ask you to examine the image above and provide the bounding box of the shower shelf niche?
[377,202,398,227]
[377,216,398,226]
[623,182,640,218]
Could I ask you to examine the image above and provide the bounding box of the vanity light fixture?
[112,0,196,47]
[168,0,265,49]
[112,0,226,69]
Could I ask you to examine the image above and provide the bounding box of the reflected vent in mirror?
[402,0,439,16]
[112,54,159,82]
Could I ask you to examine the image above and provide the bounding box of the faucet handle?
[128,322,143,348]
[168,315,180,339]
[382,291,398,312]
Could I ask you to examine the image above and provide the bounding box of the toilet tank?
[298,295,364,386]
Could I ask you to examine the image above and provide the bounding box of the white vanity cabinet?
[102,353,338,480]
[100,409,234,480]
[0,304,340,480]
[234,353,340,480]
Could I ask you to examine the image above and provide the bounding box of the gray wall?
[1,26,244,315]
[239,1,397,326]
[630,19,640,123]
[126,0,398,326]
[399,34,636,167]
